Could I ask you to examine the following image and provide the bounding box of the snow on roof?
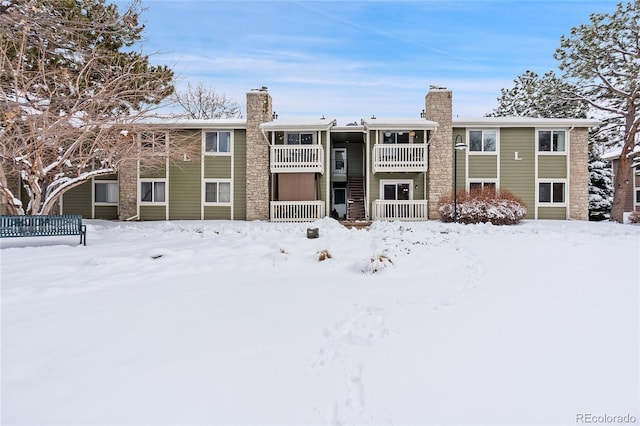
[141,118,247,129]
[453,117,601,128]
[361,117,438,130]
[260,117,337,131]
[603,144,640,160]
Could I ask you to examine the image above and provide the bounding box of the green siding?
[204,156,232,178]
[453,128,466,191]
[140,205,166,220]
[95,174,118,181]
[468,155,498,179]
[140,163,166,179]
[204,206,231,220]
[233,129,247,220]
[538,206,567,220]
[538,156,567,179]
[169,161,201,220]
[319,173,327,202]
[62,181,92,218]
[500,128,536,219]
[95,205,118,220]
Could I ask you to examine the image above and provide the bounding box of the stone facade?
[569,128,589,221]
[118,160,138,220]
[245,88,273,221]
[425,89,453,219]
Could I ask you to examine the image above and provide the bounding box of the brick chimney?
[425,87,453,219]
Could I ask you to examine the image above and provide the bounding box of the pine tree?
[588,143,614,221]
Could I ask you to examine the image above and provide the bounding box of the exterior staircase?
[347,177,366,221]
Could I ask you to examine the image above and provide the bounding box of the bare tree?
[0,0,192,215]
[171,82,242,119]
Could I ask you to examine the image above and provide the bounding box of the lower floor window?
[205,181,231,203]
[95,181,119,204]
[141,181,166,203]
[469,181,496,193]
[539,182,565,203]
[635,189,640,204]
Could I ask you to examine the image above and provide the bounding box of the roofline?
[453,118,601,128]
[260,119,337,131]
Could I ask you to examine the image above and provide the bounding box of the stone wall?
[569,128,589,220]
[118,160,138,220]
[245,88,273,220]
[425,89,453,219]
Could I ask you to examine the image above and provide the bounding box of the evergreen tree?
[588,143,614,221]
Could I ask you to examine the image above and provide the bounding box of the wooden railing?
[270,145,324,173]
[372,200,429,221]
[372,144,428,173]
[270,201,325,222]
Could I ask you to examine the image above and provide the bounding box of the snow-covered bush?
[629,210,640,224]
[438,189,527,225]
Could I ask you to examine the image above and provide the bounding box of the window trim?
[285,131,316,145]
[94,180,119,205]
[467,129,498,154]
[380,130,413,144]
[203,130,233,156]
[379,179,414,201]
[203,179,232,206]
[537,179,567,206]
[536,129,567,155]
[139,179,167,205]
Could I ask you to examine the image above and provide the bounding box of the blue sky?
[133,0,618,125]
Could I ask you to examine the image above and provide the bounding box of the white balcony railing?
[270,145,324,173]
[372,144,428,173]
[270,201,325,222]
[372,200,429,221]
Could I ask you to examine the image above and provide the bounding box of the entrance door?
[332,148,347,175]
[332,187,347,219]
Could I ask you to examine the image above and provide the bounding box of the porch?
[372,144,428,173]
[270,201,325,222]
[270,145,324,174]
[372,200,429,221]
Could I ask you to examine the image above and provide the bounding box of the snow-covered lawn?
[1,219,638,425]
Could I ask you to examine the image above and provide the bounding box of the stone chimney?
[425,87,453,219]
[245,87,273,220]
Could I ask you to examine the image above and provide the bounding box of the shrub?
[318,249,332,261]
[362,252,393,274]
[629,210,640,224]
[438,188,527,225]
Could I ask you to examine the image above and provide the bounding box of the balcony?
[372,200,429,221]
[270,201,325,222]
[372,144,428,173]
[270,145,324,173]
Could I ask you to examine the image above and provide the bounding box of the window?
[140,180,166,203]
[539,181,565,204]
[538,130,566,152]
[140,132,167,154]
[205,181,231,204]
[287,132,314,145]
[468,130,496,152]
[636,189,640,205]
[204,131,231,153]
[469,181,496,193]
[94,181,119,204]
[382,181,411,200]
[382,131,410,144]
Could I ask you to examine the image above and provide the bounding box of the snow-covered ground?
[1,219,639,425]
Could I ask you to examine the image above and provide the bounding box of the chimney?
[425,87,453,219]
[245,87,273,220]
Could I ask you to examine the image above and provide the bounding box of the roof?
[138,118,247,129]
[453,117,601,128]
[361,117,438,130]
[260,117,337,131]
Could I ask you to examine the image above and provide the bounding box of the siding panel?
[468,155,498,179]
[62,181,92,218]
[538,206,567,220]
[500,128,535,219]
[94,205,118,220]
[140,205,166,220]
[204,206,231,220]
[538,156,567,179]
[233,129,247,220]
[169,161,201,220]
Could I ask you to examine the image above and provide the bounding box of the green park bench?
[0,214,87,246]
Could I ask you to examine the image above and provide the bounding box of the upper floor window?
[287,132,314,145]
[205,131,231,154]
[538,130,566,152]
[382,131,410,144]
[140,132,167,154]
[469,130,496,152]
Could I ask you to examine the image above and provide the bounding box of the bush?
[629,210,640,224]
[438,188,527,225]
